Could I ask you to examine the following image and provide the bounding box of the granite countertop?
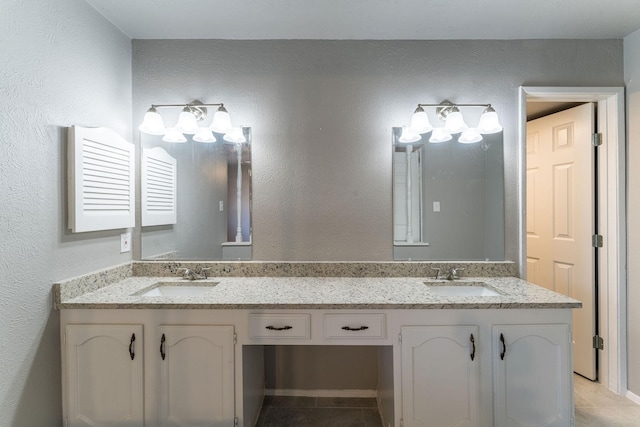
[55,275,581,310]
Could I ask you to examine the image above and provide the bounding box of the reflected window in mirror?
[392,127,504,261]
[140,128,252,261]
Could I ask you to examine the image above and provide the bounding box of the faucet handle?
[199,267,212,279]
[179,268,192,279]
[430,268,441,280]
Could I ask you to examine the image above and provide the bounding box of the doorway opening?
[518,87,626,394]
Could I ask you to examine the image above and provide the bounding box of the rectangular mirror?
[392,127,504,260]
[141,128,252,260]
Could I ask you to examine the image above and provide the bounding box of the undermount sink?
[425,282,502,297]
[135,282,219,297]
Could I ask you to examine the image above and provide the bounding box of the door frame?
[517,86,627,394]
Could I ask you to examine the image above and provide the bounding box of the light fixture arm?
[148,101,226,122]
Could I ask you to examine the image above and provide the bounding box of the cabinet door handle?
[500,333,506,360]
[129,333,135,360]
[341,326,369,331]
[160,333,166,360]
[470,333,476,361]
[265,325,292,331]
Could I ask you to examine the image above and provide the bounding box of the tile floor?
[254,378,640,427]
[255,396,383,427]
[575,374,640,426]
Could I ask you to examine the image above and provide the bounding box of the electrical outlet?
[120,231,131,253]
[219,201,224,211]
[433,201,441,212]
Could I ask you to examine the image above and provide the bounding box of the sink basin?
[135,282,218,297]
[425,282,502,297]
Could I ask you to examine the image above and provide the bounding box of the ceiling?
[86,0,640,40]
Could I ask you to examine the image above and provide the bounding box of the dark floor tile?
[317,397,378,408]
[362,408,384,427]
[262,407,318,427]
[313,408,366,427]
[263,395,317,407]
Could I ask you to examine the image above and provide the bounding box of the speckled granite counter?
[54,263,580,310]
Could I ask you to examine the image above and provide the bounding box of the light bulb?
[477,106,503,134]
[175,107,199,134]
[429,127,452,143]
[162,127,187,143]
[410,106,433,134]
[139,107,166,135]
[223,126,246,143]
[444,108,468,134]
[210,105,232,133]
[398,126,421,143]
[458,128,483,144]
[193,127,217,143]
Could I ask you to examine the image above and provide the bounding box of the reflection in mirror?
[392,127,504,261]
[141,128,252,260]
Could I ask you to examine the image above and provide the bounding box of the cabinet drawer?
[249,313,311,339]
[323,314,386,339]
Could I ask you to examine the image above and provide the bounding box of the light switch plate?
[433,201,441,212]
[120,231,132,253]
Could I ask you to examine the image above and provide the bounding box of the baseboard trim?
[264,389,377,398]
[626,390,640,405]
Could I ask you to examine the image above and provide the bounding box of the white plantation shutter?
[141,147,177,226]
[68,126,135,232]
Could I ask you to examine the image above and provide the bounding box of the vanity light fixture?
[405,100,503,144]
[139,100,235,143]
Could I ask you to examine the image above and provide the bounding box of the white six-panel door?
[526,103,596,380]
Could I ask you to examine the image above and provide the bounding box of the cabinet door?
[493,324,572,427]
[158,325,235,427]
[65,324,143,426]
[401,325,479,427]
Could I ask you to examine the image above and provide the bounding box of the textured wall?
[133,39,623,264]
[0,1,132,425]
[624,28,640,397]
[132,39,623,392]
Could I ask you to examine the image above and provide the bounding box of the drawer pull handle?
[470,334,476,361]
[500,333,506,360]
[129,333,136,360]
[266,325,293,331]
[341,326,369,331]
[160,333,166,360]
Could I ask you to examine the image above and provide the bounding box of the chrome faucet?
[179,268,211,280]
[446,267,465,281]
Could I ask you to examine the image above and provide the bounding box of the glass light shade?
[458,128,483,144]
[162,127,187,143]
[175,109,199,134]
[210,110,232,133]
[193,127,217,143]
[223,127,246,143]
[477,110,503,134]
[398,126,421,143]
[429,127,452,143]
[139,109,166,135]
[410,110,433,134]
[444,110,468,134]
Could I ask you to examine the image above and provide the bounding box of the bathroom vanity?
[55,262,580,427]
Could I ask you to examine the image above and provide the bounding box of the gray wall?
[624,28,640,397]
[0,1,132,425]
[133,39,623,391]
[133,39,622,264]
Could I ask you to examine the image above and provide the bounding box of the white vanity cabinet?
[155,325,235,427]
[63,324,144,426]
[401,325,480,427]
[61,315,236,427]
[492,324,572,427]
